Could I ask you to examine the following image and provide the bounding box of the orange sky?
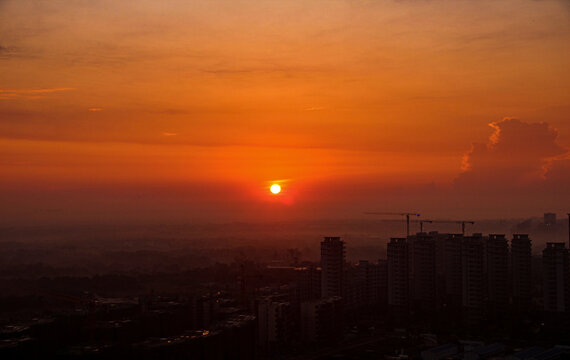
[1,0,569,224]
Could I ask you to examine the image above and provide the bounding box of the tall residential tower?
[511,234,532,307]
[543,242,569,313]
[387,238,410,316]
[321,237,345,298]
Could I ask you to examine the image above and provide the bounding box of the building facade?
[321,237,345,298]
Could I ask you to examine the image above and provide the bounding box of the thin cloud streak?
[0,88,75,100]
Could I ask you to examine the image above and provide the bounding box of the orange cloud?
[456,118,567,186]
[0,88,75,100]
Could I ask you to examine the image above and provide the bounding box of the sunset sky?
[1,0,569,224]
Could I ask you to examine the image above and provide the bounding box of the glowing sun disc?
[270,184,281,194]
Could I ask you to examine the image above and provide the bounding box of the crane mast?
[363,212,421,237]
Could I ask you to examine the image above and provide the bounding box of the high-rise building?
[543,242,569,313]
[353,260,385,313]
[356,260,373,305]
[511,234,532,306]
[300,297,343,344]
[431,232,450,309]
[444,234,464,308]
[409,233,436,311]
[257,298,292,353]
[344,263,364,314]
[486,234,509,307]
[544,213,557,227]
[294,266,321,303]
[461,234,485,324]
[321,237,345,298]
[377,259,388,308]
[387,238,409,315]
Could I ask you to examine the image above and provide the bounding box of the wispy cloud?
[304,106,326,112]
[88,107,103,112]
[161,132,178,136]
[0,44,37,60]
[0,88,75,100]
[0,45,15,58]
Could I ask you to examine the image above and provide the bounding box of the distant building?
[355,260,372,306]
[444,234,464,308]
[354,260,385,314]
[343,263,362,314]
[131,315,257,360]
[257,298,292,353]
[387,238,409,316]
[377,259,388,307]
[543,242,569,313]
[544,213,557,227]
[321,237,345,298]
[511,234,532,307]
[462,234,485,324]
[409,233,437,312]
[300,296,343,344]
[486,234,509,308]
[430,232,450,309]
[361,260,384,304]
[191,295,220,330]
[294,266,321,303]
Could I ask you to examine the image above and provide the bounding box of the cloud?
[456,118,567,187]
[543,158,570,186]
[0,45,35,60]
[0,88,75,100]
[161,132,178,136]
[88,107,103,112]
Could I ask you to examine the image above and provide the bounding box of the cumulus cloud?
[455,118,567,187]
[543,158,570,186]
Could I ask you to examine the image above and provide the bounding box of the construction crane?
[425,220,475,235]
[418,220,433,232]
[364,212,420,237]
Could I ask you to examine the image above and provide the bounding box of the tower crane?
[418,220,433,232]
[426,220,475,235]
[363,212,420,237]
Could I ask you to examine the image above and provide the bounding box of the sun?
[270,184,281,194]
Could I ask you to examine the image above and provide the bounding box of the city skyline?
[2,1,570,359]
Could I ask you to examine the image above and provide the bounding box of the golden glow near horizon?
[270,184,281,195]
